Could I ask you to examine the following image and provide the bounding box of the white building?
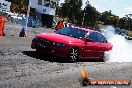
[0,0,11,12]
[30,0,59,27]
[30,0,59,16]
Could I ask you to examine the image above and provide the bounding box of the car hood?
[36,33,83,44]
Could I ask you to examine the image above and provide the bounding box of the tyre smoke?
[101,26,132,62]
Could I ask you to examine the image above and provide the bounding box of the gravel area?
[0,22,132,88]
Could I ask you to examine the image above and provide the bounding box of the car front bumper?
[31,42,70,58]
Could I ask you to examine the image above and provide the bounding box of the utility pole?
[82,0,89,27]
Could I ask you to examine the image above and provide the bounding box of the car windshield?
[56,27,87,39]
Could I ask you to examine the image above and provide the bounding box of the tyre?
[102,51,110,62]
[68,47,79,62]
[36,49,42,55]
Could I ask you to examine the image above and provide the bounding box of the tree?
[55,5,62,17]
[118,17,127,29]
[125,14,132,31]
[10,0,29,14]
[110,15,119,28]
[61,3,70,18]
[98,10,120,28]
[83,2,99,27]
[99,11,112,25]
[61,0,82,25]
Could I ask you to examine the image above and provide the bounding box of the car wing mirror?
[85,38,92,42]
[106,40,108,43]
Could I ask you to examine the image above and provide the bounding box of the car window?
[56,27,87,39]
[87,32,97,42]
[97,33,107,43]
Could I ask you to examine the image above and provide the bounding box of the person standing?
[19,14,27,37]
[55,19,64,31]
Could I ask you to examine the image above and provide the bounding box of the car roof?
[71,26,99,33]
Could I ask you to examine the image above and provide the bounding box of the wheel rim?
[70,48,78,62]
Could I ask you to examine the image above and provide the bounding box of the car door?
[96,33,108,51]
[93,33,109,58]
[80,32,99,58]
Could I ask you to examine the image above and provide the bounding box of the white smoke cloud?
[102,26,132,62]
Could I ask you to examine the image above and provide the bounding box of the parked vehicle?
[122,34,132,40]
[31,27,113,62]
[116,28,132,40]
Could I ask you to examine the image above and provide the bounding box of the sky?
[59,0,132,18]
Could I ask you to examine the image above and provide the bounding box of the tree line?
[6,0,36,16]
[56,0,132,31]
[5,0,132,31]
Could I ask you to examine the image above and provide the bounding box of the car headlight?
[53,42,65,47]
[33,36,38,40]
[32,36,40,42]
[33,36,36,39]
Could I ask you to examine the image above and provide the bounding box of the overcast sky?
[59,0,132,18]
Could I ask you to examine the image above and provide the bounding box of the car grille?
[34,37,53,46]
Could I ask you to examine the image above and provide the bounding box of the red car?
[31,27,113,62]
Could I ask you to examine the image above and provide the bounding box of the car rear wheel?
[68,47,79,62]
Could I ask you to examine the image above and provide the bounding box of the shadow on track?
[22,51,103,63]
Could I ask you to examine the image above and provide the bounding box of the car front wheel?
[68,47,79,62]
[36,49,42,55]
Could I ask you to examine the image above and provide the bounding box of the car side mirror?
[85,38,92,42]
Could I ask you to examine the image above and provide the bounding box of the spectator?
[55,19,64,31]
[19,14,27,37]
[63,21,68,27]
[67,20,75,27]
